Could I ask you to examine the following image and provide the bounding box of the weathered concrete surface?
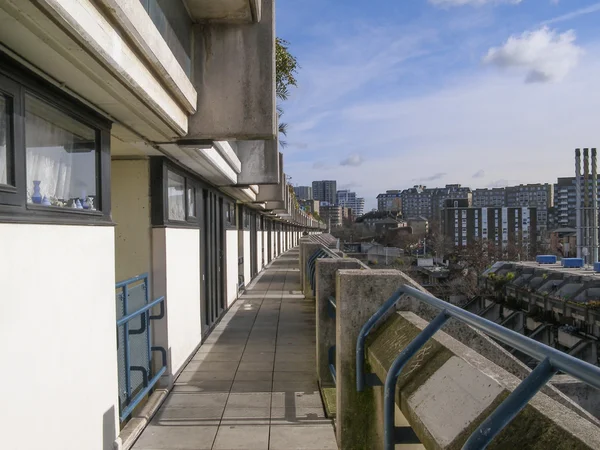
[185,0,261,23]
[395,292,599,424]
[300,243,324,299]
[552,375,600,420]
[315,258,364,388]
[366,312,600,450]
[335,269,406,449]
[188,0,275,140]
[235,140,279,185]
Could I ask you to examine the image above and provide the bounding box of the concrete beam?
[235,140,279,184]
[335,269,406,449]
[184,0,261,23]
[366,312,600,449]
[188,0,275,140]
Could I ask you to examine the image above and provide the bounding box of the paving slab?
[131,249,337,450]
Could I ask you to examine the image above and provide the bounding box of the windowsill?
[27,204,104,216]
[0,204,114,226]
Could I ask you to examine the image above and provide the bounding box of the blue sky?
[277,0,600,209]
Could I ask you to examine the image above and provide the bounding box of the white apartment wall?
[163,228,202,375]
[257,232,263,270]
[0,224,118,450]
[226,229,239,307]
[243,230,251,285]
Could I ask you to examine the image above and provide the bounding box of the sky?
[276,0,600,210]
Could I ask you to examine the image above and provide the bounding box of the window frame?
[150,157,236,229]
[0,52,112,224]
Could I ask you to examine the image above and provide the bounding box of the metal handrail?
[306,246,341,295]
[116,274,167,423]
[355,284,600,450]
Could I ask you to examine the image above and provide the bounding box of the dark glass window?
[0,53,111,222]
[167,169,185,221]
[25,94,98,210]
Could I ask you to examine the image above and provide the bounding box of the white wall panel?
[0,224,118,450]
[225,229,238,307]
[164,228,201,375]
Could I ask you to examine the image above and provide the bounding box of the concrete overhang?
[265,201,285,210]
[184,0,261,23]
[255,153,284,203]
[234,140,279,185]
[0,0,190,142]
[220,186,257,203]
[188,0,275,140]
[159,142,239,186]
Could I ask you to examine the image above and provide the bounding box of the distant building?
[401,184,470,221]
[431,184,472,223]
[294,186,313,200]
[554,177,600,228]
[337,190,365,216]
[341,206,354,226]
[401,185,433,219]
[358,211,405,234]
[406,216,429,235]
[312,180,337,205]
[377,190,402,213]
[320,204,342,228]
[441,205,537,251]
[506,184,553,236]
[472,188,506,208]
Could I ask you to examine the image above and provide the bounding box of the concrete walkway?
[133,248,338,450]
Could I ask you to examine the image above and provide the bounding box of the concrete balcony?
[186,0,276,141]
[184,0,262,23]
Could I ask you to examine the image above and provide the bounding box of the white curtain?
[25,111,74,203]
[167,171,185,220]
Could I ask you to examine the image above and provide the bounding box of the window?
[25,94,98,210]
[0,55,111,222]
[167,170,185,221]
[225,201,236,227]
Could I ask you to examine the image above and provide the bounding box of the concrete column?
[316,258,365,388]
[336,269,405,450]
[301,242,323,298]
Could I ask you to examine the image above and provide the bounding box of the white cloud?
[340,154,364,167]
[543,2,600,25]
[483,27,583,83]
[429,0,521,7]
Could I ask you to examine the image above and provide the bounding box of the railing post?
[300,242,324,298]
[336,269,406,450]
[316,258,364,388]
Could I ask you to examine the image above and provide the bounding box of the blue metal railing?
[355,284,600,450]
[306,246,340,295]
[116,274,167,422]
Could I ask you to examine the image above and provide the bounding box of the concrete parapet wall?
[365,312,600,449]
[315,258,365,387]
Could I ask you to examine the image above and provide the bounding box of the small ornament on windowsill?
[41,196,51,206]
[75,199,83,209]
[32,180,42,204]
[86,197,95,211]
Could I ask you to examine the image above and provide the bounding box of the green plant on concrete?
[542,273,548,280]
[276,38,298,147]
[506,272,515,281]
